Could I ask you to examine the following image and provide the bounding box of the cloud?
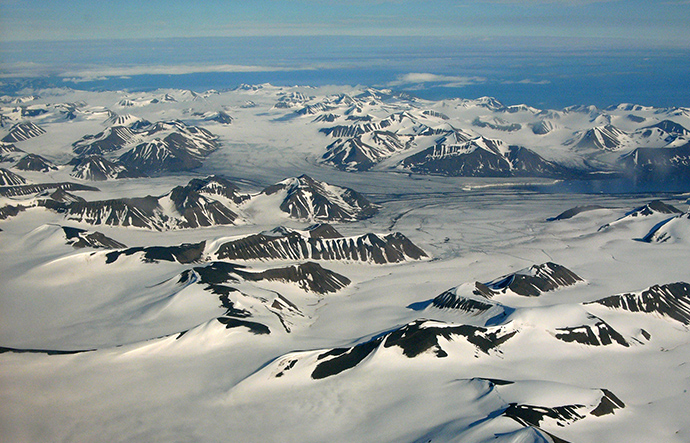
[388,73,486,87]
[501,79,552,85]
[1,63,314,79]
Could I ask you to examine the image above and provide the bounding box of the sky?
[1,0,689,46]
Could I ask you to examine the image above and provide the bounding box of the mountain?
[72,126,138,156]
[40,176,244,230]
[640,211,690,243]
[15,154,57,172]
[402,136,571,178]
[72,120,220,175]
[166,176,244,228]
[1,121,46,142]
[588,282,690,325]
[644,120,690,136]
[104,113,150,128]
[621,142,690,182]
[425,262,582,319]
[70,155,145,181]
[322,131,409,171]
[117,121,220,174]
[259,174,378,221]
[0,182,98,198]
[472,116,521,132]
[0,142,24,163]
[62,226,127,249]
[318,111,460,171]
[565,124,629,151]
[530,119,559,135]
[547,205,607,221]
[0,168,27,185]
[215,225,428,264]
[599,200,682,231]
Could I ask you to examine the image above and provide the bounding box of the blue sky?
[1,0,689,46]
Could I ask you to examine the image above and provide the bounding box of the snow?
[1,85,690,443]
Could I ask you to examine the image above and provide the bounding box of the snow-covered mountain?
[402,136,572,177]
[1,121,46,142]
[2,86,690,443]
[214,225,427,264]
[258,174,378,221]
[0,167,27,185]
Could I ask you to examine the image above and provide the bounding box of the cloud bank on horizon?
[0,0,688,46]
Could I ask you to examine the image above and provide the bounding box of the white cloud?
[388,73,486,87]
[1,63,314,80]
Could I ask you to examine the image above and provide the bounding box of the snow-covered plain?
[1,86,690,443]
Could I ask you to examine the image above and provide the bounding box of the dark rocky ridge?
[554,315,629,347]
[476,262,583,297]
[185,260,350,295]
[216,226,427,264]
[547,205,606,221]
[15,153,57,172]
[2,122,46,142]
[105,241,206,264]
[588,282,690,325]
[309,319,516,380]
[63,226,127,249]
[0,168,26,185]
[0,182,99,198]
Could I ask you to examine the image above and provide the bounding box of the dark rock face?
[309,319,516,380]
[0,204,26,220]
[105,241,206,264]
[479,262,583,297]
[0,168,26,185]
[2,122,46,142]
[217,317,270,335]
[588,282,690,325]
[554,315,629,347]
[15,154,57,172]
[261,175,378,222]
[62,226,127,249]
[216,226,427,264]
[70,155,145,181]
[239,262,351,294]
[547,205,606,221]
